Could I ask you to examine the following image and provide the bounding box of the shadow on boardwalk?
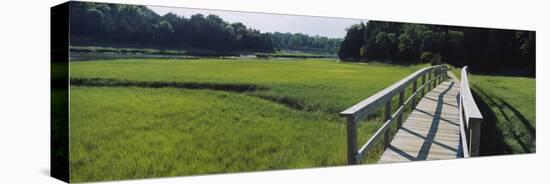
[379,81,462,163]
[415,82,455,160]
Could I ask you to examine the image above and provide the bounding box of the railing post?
[412,79,417,107]
[435,69,439,84]
[384,100,392,148]
[345,115,358,165]
[439,69,443,84]
[469,118,482,156]
[443,67,448,81]
[434,69,440,84]
[440,68,444,83]
[397,90,405,128]
[428,71,432,90]
[433,70,437,88]
[421,73,426,96]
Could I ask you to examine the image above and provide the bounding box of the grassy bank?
[255,52,335,59]
[70,46,187,55]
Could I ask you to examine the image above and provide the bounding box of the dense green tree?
[339,20,535,76]
[69,2,273,53]
[338,23,366,60]
[156,20,174,44]
[270,32,341,53]
[69,2,336,54]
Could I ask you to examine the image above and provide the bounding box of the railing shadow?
[416,81,455,160]
[470,86,517,154]
[423,96,458,108]
[413,108,460,127]
[400,127,458,153]
[497,98,536,139]
[390,81,456,160]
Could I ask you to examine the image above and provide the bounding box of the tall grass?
[69,59,429,182]
[70,59,422,114]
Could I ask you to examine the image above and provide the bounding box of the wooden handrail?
[341,65,447,119]
[459,66,483,157]
[341,65,448,164]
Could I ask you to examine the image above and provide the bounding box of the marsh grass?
[69,59,429,182]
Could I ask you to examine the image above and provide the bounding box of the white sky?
[147,6,367,38]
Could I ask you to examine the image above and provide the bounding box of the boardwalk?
[341,66,482,164]
[379,80,462,163]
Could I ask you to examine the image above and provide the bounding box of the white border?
[0,0,547,183]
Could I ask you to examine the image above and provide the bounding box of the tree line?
[338,21,535,76]
[69,2,341,54]
[271,32,342,54]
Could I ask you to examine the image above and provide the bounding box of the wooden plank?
[390,140,460,150]
[394,133,460,140]
[381,149,457,160]
[402,117,460,125]
[403,127,459,133]
[384,143,459,155]
[392,130,460,141]
[381,145,458,159]
[408,111,459,118]
[405,117,460,125]
[391,134,460,144]
[397,127,461,136]
[409,109,459,115]
[405,116,460,124]
[404,115,460,123]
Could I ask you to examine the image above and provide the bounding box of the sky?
[147,6,367,38]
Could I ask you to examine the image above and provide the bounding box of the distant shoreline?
[69,46,337,61]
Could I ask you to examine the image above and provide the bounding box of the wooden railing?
[458,66,483,157]
[340,65,448,164]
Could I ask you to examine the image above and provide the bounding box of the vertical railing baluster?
[397,90,405,128]
[432,70,437,89]
[439,68,443,84]
[469,118,482,156]
[436,69,440,85]
[345,115,357,165]
[384,100,391,148]
[435,69,439,84]
[446,67,449,81]
[441,69,444,83]
[421,73,426,97]
[412,78,417,107]
[428,71,432,90]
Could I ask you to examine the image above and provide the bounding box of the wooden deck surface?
[379,80,462,163]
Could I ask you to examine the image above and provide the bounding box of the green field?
[71,59,422,114]
[451,68,536,155]
[70,87,346,180]
[69,59,424,182]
